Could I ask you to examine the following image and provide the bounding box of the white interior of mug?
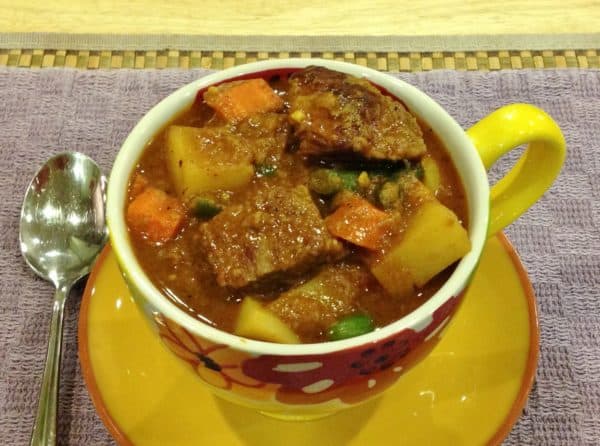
[107,59,489,355]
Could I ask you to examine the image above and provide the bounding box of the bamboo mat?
[1,48,599,71]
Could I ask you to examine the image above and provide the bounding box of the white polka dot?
[368,379,376,388]
[393,366,403,373]
[273,362,323,373]
[302,379,335,393]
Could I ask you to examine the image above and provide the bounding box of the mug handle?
[466,104,566,236]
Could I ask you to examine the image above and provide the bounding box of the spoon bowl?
[20,152,107,445]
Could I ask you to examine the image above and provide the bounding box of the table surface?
[1,0,599,35]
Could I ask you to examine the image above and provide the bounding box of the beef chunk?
[267,263,373,342]
[288,66,426,161]
[204,112,290,165]
[234,112,290,165]
[199,185,345,288]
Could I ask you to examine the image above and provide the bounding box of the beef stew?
[125,67,470,343]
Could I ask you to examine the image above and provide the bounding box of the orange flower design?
[154,315,270,399]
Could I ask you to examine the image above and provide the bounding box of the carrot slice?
[126,187,186,242]
[325,196,391,250]
[203,79,284,122]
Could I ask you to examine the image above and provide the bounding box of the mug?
[106,59,565,419]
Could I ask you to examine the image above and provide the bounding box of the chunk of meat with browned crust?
[199,185,345,288]
[202,112,290,166]
[288,66,426,161]
[267,263,375,342]
[236,112,290,165]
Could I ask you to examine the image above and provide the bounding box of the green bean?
[327,313,375,341]
[336,170,360,191]
[193,198,222,219]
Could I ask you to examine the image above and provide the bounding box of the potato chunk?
[421,155,441,193]
[235,297,300,344]
[370,184,470,298]
[166,125,254,200]
[369,258,415,300]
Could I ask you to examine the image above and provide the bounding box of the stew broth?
[126,68,469,343]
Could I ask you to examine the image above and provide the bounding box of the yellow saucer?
[79,234,538,446]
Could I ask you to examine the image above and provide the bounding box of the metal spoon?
[19,152,108,446]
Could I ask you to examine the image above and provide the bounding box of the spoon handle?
[30,285,69,446]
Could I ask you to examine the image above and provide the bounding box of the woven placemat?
[1,49,599,71]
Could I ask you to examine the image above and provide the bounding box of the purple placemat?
[0,67,599,445]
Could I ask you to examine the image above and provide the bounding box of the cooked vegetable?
[337,170,360,191]
[327,313,374,341]
[393,199,470,287]
[308,168,343,195]
[357,171,370,189]
[308,168,360,195]
[309,166,423,200]
[166,125,254,200]
[422,156,441,193]
[204,78,284,122]
[192,198,222,219]
[325,195,391,250]
[378,181,400,209]
[370,191,471,298]
[235,297,300,344]
[126,187,186,242]
[255,163,278,177]
[369,258,415,299]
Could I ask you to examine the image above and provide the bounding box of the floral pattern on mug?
[154,295,460,406]
[242,296,460,405]
[154,315,273,400]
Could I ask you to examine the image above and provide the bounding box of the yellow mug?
[106,59,565,419]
